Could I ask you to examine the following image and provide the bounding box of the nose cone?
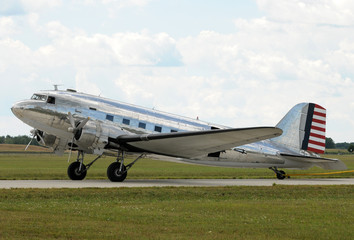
[11,101,25,119]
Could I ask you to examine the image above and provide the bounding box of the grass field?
[0,145,353,239]
[0,144,52,153]
[0,186,353,240]
[0,144,353,180]
[0,153,353,180]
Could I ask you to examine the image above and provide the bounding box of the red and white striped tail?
[303,104,326,154]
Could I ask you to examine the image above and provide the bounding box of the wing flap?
[111,127,282,158]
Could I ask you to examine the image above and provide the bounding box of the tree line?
[0,135,39,146]
[326,137,354,152]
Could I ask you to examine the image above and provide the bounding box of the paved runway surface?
[0,178,353,189]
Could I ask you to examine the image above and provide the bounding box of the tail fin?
[272,103,326,154]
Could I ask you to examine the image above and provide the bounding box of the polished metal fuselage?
[11,90,315,169]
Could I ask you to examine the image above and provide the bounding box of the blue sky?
[1,0,354,142]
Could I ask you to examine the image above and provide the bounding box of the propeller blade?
[68,112,76,128]
[37,133,46,145]
[76,117,90,130]
[68,135,75,163]
[25,135,34,151]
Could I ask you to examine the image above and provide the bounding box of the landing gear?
[67,151,102,181]
[68,161,87,180]
[269,167,288,180]
[66,150,144,182]
[107,151,145,182]
[107,162,127,182]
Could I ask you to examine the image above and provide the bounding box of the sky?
[1,0,354,143]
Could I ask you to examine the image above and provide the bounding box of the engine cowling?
[35,130,58,149]
[73,121,125,154]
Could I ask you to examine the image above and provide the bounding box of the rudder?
[272,103,326,154]
[301,104,326,154]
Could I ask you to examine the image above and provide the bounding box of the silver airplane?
[11,88,346,181]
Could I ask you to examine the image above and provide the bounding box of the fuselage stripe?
[312,115,326,121]
[309,136,326,143]
[308,139,326,147]
[307,146,325,153]
[313,111,326,118]
[310,132,325,139]
[311,122,326,129]
[311,125,325,132]
[312,118,326,125]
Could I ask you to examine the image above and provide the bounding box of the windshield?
[31,94,47,101]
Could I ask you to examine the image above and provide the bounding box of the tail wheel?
[68,161,87,180]
[276,170,286,180]
[107,162,127,182]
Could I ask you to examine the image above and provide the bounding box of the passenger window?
[154,126,162,132]
[171,129,177,133]
[139,122,146,129]
[123,118,130,125]
[47,96,55,104]
[106,115,114,121]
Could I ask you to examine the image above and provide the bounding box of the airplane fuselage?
[12,89,346,182]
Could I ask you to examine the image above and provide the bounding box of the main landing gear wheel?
[107,162,127,182]
[67,161,87,180]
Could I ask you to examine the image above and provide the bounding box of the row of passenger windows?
[105,114,178,133]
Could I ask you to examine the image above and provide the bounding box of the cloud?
[0,17,18,37]
[0,0,61,16]
[2,0,354,142]
[21,0,62,13]
[0,0,25,16]
[257,0,354,26]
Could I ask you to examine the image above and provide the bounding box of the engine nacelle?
[36,130,57,148]
[74,121,125,154]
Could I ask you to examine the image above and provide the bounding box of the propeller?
[25,129,45,151]
[67,112,90,162]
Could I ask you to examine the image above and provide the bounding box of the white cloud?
[21,0,62,13]
[0,17,18,37]
[257,0,354,25]
[2,0,354,142]
[75,69,102,95]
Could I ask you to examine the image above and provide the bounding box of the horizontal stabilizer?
[280,153,347,170]
[110,127,282,158]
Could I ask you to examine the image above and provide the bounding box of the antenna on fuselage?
[53,84,62,91]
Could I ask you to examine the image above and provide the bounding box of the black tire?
[107,162,127,182]
[276,170,286,180]
[67,162,87,180]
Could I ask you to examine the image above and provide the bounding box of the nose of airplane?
[11,101,25,119]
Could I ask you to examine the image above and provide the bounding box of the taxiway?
[0,178,353,189]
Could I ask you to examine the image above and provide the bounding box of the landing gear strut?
[107,151,145,182]
[269,167,288,180]
[66,150,144,182]
[67,151,102,180]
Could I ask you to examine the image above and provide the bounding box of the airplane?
[11,88,346,181]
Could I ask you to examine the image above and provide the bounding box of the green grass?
[0,186,353,240]
[0,153,353,180]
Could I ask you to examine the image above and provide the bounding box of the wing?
[280,153,347,170]
[109,127,282,158]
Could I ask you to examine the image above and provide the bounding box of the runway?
[0,178,353,189]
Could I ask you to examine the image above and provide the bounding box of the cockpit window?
[31,94,47,101]
[47,96,56,104]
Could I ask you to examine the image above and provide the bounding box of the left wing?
[108,127,282,158]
